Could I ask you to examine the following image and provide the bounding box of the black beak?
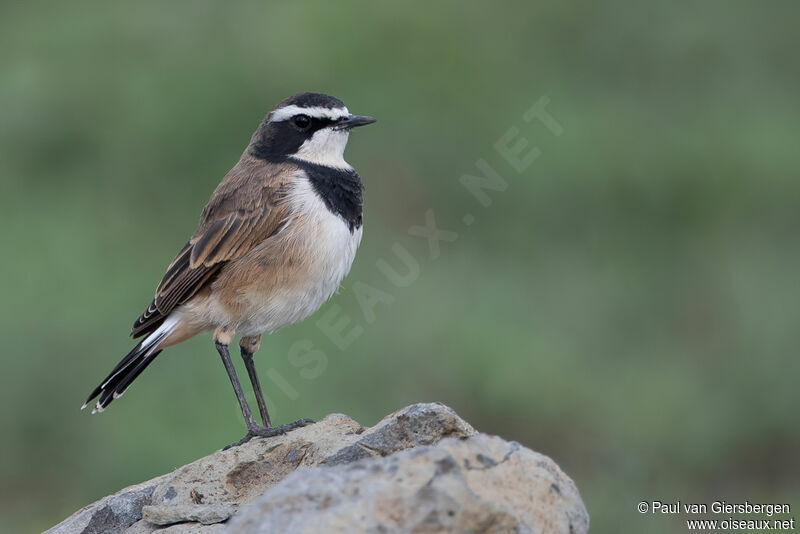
[335,115,377,130]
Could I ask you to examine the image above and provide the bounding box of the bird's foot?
[223,418,315,450]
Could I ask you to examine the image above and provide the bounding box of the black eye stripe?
[293,115,339,130]
[252,112,344,161]
[293,115,310,129]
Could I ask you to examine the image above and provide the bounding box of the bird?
[83,92,375,447]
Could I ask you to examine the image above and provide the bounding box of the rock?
[47,403,588,534]
[142,504,238,526]
[153,526,227,534]
[324,402,476,466]
[45,475,169,534]
[227,434,588,534]
[124,522,227,534]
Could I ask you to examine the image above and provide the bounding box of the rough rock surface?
[46,403,588,534]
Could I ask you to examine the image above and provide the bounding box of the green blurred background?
[2,2,799,532]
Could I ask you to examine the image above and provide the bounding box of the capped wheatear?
[83,92,375,447]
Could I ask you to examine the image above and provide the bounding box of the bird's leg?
[239,335,272,428]
[215,340,258,431]
[215,330,314,450]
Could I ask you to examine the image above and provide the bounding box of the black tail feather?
[95,350,162,409]
[84,338,165,412]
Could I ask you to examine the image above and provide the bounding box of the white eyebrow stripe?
[270,105,350,122]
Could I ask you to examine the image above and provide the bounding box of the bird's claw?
[223,418,315,450]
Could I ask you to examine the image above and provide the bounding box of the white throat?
[291,128,352,169]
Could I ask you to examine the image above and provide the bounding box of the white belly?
[237,179,362,336]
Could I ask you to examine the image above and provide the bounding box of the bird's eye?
[293,115,311,129]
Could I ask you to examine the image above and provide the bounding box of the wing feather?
[131,160,295,338]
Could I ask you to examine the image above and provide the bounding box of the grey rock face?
[142,504,238,526]
[45,476,168,534]
[227,434,588,534]
[46,403,588,534]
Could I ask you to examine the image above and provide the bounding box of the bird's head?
[250,92,376,168]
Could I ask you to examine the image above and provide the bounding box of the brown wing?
[131,158,295,338]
